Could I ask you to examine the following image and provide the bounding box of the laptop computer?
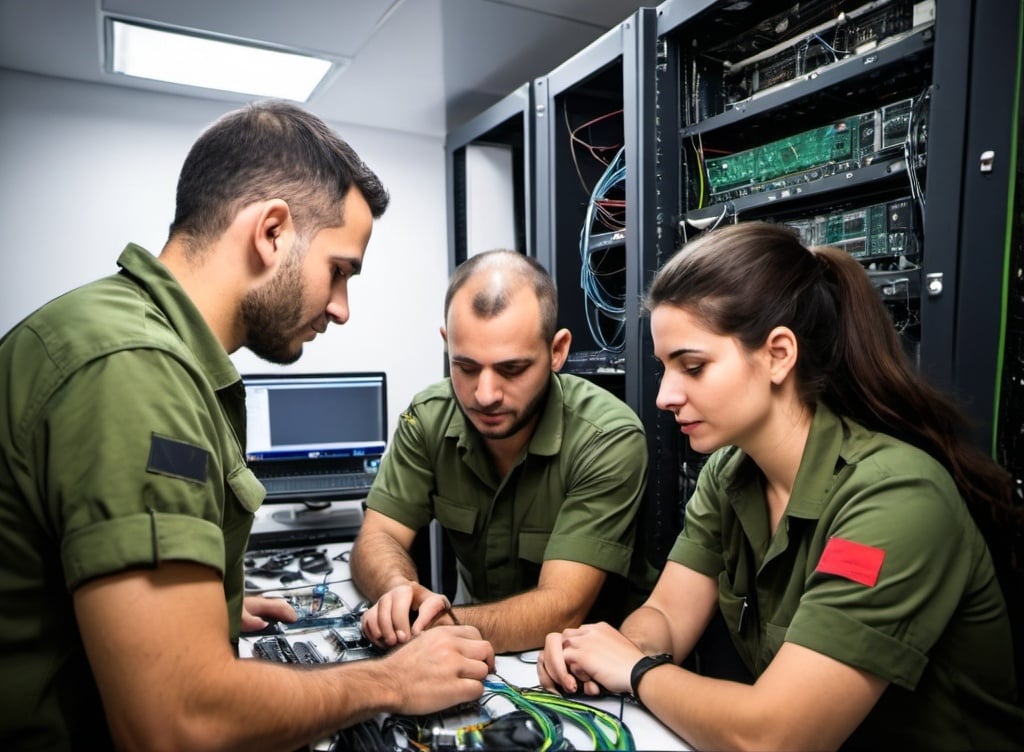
[242,372,388,546]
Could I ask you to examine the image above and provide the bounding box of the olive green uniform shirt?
[0,244,265,750]
[670,404,1024,749]
[366,373,649,604]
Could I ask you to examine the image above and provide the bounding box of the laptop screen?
[242,372,388,464]
[239,370,387,499]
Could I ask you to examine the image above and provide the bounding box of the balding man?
[351,249,652,654]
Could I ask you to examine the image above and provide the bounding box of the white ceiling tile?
[0,0,652,136]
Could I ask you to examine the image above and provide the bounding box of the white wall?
[0,70,450,438]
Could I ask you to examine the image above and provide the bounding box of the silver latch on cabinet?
[925,272,943,296]
[980,150,995,173]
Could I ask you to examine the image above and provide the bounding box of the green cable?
[993,2,1024,456]
[520,689,636,751]
[479,679,636,751]
[483,681,562,751]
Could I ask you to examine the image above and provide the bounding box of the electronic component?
[562,349,626,375]
[705,117,860,194]
[819,197,910,258]
[785,197,918,262]
[251,629,380,665]
[326,626,384,662]
[339,680,635,751]
[252,635,329,665]
[292,641,327,665]
[782,195,922,347]
[703,98,921,203]
[586,229,626,253]
[252,635,300,663]
[717,0,933,109]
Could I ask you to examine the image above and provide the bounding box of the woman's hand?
[538,621,645,696]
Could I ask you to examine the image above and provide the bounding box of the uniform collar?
[727,404,849,521]
[526,373,564,457]
[116,243,241,392]
[784,402,848,521]
[728,402,851,561]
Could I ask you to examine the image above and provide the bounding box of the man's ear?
[252,199,292,271]
[550,328,572,372]
[765,326,798,385]
[439,325,448,345]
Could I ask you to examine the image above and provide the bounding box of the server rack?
[647,0,1022,540]
[958,4,1024,686]
[445,82,534,273]
[954,1,1023,465]
[533,10,657,403]
[648,0,942,562]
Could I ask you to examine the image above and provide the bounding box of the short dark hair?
[444,250,558,341]
[169,100,389,254]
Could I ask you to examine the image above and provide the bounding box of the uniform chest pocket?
[432,494,478,535]
[759,621,788,670]
[227,465,265,513]
[518,530,549,564]
[718,583,758,673]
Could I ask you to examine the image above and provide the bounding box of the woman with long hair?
[538,221,1023,749]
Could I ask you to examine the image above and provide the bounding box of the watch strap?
[629,652,674,706]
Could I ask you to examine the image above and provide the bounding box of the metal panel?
[624,8,659,414]
[953,0,1024,447]
[535,19,629,360]
[916,0,973,392]
[445,83,534,273]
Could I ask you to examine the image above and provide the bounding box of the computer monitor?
[242,372,388,503]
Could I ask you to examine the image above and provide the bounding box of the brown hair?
[646,221,1020,568]
[169,100,389,255]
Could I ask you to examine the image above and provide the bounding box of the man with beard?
[351,249,651,654]
[0,100,494,751]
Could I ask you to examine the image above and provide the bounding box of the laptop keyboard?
[259,471,377,497]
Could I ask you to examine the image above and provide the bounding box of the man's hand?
[381,625,495,715]
[241,595,297,633]
[360,582,457,647]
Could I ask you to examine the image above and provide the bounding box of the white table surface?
[241,539,692,751]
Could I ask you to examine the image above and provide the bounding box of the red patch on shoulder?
[816,537,885,587]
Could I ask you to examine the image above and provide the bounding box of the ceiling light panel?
[107,18,340,102]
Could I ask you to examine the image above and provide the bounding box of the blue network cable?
[579,145,627,352]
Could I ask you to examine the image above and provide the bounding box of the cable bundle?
[334,678,636,751]
[482,680,635,751]
[579,145,628,352]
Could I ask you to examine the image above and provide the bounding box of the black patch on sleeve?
[147,434,209,484]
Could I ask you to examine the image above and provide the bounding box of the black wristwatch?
[629,652,674,706]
